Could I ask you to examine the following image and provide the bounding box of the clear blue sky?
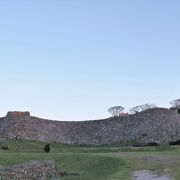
[0,0,180,120]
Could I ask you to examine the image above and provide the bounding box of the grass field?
[0,139,180,180]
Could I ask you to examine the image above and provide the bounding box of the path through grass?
[0,139,179,180]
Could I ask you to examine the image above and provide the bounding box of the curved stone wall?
[0,108,180,145]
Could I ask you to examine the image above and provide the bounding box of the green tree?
[177,108,180,114]
[44,144,50,153]
[170,99,180,114]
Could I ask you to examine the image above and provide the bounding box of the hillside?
[0,108,180,145]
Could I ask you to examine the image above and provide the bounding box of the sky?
[0,0,180,120]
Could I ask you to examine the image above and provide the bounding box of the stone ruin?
[0,108,180,146]
[0,160,60,180]
[6,111,30,119]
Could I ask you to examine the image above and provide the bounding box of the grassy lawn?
[0,139,180,180]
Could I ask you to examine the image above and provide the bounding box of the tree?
[44,144,50,153]
[107,106,124,117]
[170,99,180,109]
[129,105,141,114]
[170,99,180,114]
[177,109,180,114]
[140,104,157,111]
[129,103,157,114]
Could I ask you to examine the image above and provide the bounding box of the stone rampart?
[0,108,180,145]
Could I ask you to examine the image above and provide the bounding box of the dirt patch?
[133,170,174,180]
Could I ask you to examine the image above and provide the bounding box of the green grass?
[0,139,180,180]
[1,139,179,153]
[0,153,133,180]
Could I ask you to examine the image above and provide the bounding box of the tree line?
[108,98,180,117]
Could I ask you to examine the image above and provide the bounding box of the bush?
[146,142,159,146]
[169,140,180,145]
[132,144,143,147]
[1,146,9,150]
[44,144,50,153]
[133,142,159,147]
[177,108,180,114]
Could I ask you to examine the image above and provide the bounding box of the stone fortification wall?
[0,108,180,145]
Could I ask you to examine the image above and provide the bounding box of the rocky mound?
[0,160,60,180]
[0,108,180,145]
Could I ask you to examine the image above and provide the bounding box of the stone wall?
[0,160,60,179]
[6,111,30,119]
[0,108,180,145]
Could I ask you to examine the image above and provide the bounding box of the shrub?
[169,140,180,145]
[146,142,159,146]
[60,171,80,177]
[44,144,50,153]
[1,146,9,150]
[133,142,159,147]
[177,108,180,114]
[132,144,143,147]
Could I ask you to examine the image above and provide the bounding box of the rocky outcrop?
[0,160,60,180]
[0,108,180,145]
